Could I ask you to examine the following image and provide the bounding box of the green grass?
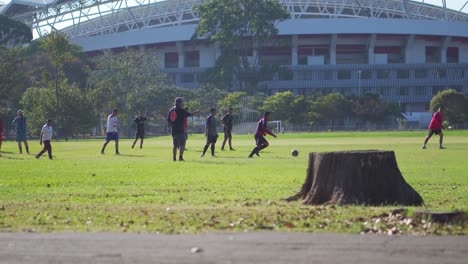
[0,131,467,235]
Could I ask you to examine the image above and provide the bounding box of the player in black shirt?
[167,97,199,161]
[221,107,235,151]
[132,111,148,149]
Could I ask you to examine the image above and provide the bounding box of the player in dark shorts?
[167,97,199,161]
[221,107,235,151]
[201,108,219,157]
[132,111,148,149]
[248,112,277,158]
[422,106,445,149]
[12,109,29,154]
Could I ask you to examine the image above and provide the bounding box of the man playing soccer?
[12,109,29,154]
[422,106,446,149]
[167,97,199,161]
[221,107,235,151]
[36,119,54,160]
[201,108,219,157]
[101,108,120,155]
[248,112,277,158]
[132,111,148,149]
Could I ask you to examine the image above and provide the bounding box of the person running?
[201,108,219,157]
[132,111,148,149]
[101,108,120,155]
[422,106,446,149]
[12,109,29,154]
[167,97,199,161]
[35,119,54,160]
[0,111,4,152]
[248,112,277,158]
[221,107,235,151]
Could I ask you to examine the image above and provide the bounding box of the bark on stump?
[287,150,423,206]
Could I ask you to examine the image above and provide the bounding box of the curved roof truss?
[1,0,468,39]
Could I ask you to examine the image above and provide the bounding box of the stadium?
[1,0,468,125]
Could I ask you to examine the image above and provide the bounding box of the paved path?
[0,232,467,264]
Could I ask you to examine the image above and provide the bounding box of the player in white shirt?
[101,108,120,155]
[35,119,54,160]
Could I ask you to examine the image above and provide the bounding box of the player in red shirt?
[248,112,277,158]
[422,106,445,149]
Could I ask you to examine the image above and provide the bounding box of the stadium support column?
[405,35,414,63]
[176,41,184,84]
[330,34,337,65]
[330,34,337,81]
[440,37,451,64]
[368,34,376,64]
[215,42,221,60]
[292,35,298,65]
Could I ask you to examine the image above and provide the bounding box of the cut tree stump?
[286,150,423,206]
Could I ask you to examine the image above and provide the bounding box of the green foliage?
[20,80,96,136]
[0,132,467,234]
[194,0,289,90]
[430,89,468,124]
[90,49,171,133]
[0,15,32,48]
[261,91,296,122]
[352,93,402,124]
[309,93,352,127]
[217,92,248,115]
[0,47,23,104]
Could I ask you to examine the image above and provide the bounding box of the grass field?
[0,131,467,235]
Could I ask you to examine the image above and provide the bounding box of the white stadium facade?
[1,0,468,120]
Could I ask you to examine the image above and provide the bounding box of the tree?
[0,47,23,106]
[261,91,295,122]
[40,32,82,133]
[430,89,468,125]
[194,0,289,91]
[309,93,352,128]
[21,80,96,136]
[90,49,171,136]
[0,15,32,48]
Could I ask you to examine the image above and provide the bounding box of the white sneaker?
[200,153,205,157]
[439,145,446,149]
[422,145,427,149]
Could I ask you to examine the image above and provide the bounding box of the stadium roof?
[1,0,468,39]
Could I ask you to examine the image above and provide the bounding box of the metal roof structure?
[1,0,468,39]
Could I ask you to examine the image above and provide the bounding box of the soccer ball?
[291,149,299,157]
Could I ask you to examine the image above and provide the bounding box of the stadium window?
[337,70,351,80]
[415,69,428,79]
[415,87,426,96]
[184,51,200,67]
[397,70,409,79]
[377,70,390,79]
[425,46,440,63]
[446,47,459,63]
[164,52,178,68]
[399,87,409,96]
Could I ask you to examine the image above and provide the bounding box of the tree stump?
[286,150,423,206]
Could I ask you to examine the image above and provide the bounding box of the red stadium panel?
[374,46,402,54]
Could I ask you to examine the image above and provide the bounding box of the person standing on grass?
[167,97,199,161]
[132,111,148,149]
[422,106,446,149]
[248,112,277,158]
[201,108,219,157]
[12,109,29,154]
[36,119,54,160]
[221,107,235,151]
[0,111,4,152]
[101,108,120,155]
